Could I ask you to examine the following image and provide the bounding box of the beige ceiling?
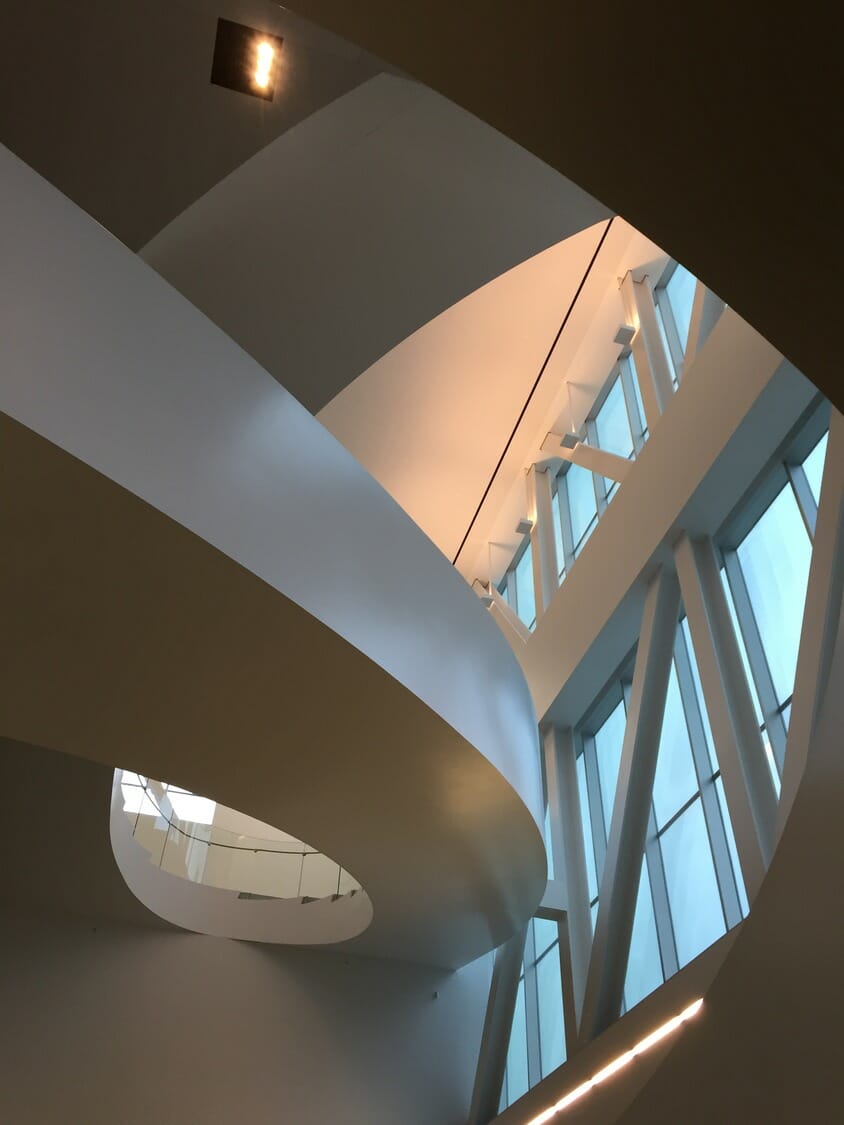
[318,221,609,560]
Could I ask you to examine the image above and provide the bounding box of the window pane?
[802,431,828,507]
[537,946,566,1076]
[627,354,648,439]
[505,979,529,1105]
[565,464,598,553]
[595,377,634,459]
[624,861,664,1010]
[714,776,749,917]
[514,544,536,629]
[551,494,565,579]
[652,664,699,828]
[576,754,598,901]
[594,699,626,837]
[544,804,555,881]
[736,484,812,705]
[666,264,697,352]
[721,568,764,726]
[660,798,726,966]
[533,918,559,960]
[655,302,676,383]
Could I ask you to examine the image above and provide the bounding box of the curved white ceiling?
[141,73,610,413]
[0,143,545,969]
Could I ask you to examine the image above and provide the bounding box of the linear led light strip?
[525,998,703,1125]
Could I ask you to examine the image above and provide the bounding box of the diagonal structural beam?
[674,534,777,901]
[579,566,680,1043]
[466,926,528,1125]
[778,407,844,832]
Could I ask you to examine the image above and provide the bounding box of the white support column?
[682,283,726,378]
[466,927,528,1125]
[579,567,680,1043]
[778,408,844,833]
[620,271,675,429]
[558,442,632,484]
[527,465,559,614]
[542,724,591,1046]
[674,534,777,900]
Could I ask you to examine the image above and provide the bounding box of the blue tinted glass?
[595,377,634,459]
[595,700,626,837]
[720,568,765,726]
[761,728,781,795]
[780,701,792,729]
[660,798,726,966]
[544,805,555,881]
[666,264,697,352]
[514,543,536,629]
[624,861,664,1009]
[533,918,559,959]
[551,493,565,579]
[802,432,828,507]
[576,754,598,900]
[736,484,812,705]
[505,978,529,1105]
[537,946,566,1076]
[681,617,716,774]
[652,663,699,828]
[655,302,677,383]
[565,464,598,552]
[627,354,648,439]
[590,898,598,933]
[714,776,749,917]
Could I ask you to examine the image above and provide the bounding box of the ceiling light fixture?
[525,998,704,1125]
[210,19,283,101]
[253,41,275,90]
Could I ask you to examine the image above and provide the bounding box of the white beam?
[778,407,844,832]
[486,584,532,647]
[558,442,632,484]
[543,724,591,1040]
[683,282,726,378]
[675,534,777,900]
[527,465,559,613]
[466,927,528,1125]
[620,271,674,427]
[579,567,680,1043]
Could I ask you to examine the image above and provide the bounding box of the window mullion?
[645,809,679,978]
[522,926,542,1090]
[786,462,818,540]
[585,420,608,516]
[619,359,645,453]
[656,289,684,378]
[558,474,576,573]
[582,735,607,881]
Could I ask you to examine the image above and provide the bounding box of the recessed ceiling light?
[210,18,283,101]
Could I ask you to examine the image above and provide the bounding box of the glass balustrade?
[118,770,361,901]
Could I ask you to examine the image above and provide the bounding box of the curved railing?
[120,770,362,902]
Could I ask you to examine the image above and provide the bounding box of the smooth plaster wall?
[0,905,491,1125]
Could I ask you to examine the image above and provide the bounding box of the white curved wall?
[0,141,542,833]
